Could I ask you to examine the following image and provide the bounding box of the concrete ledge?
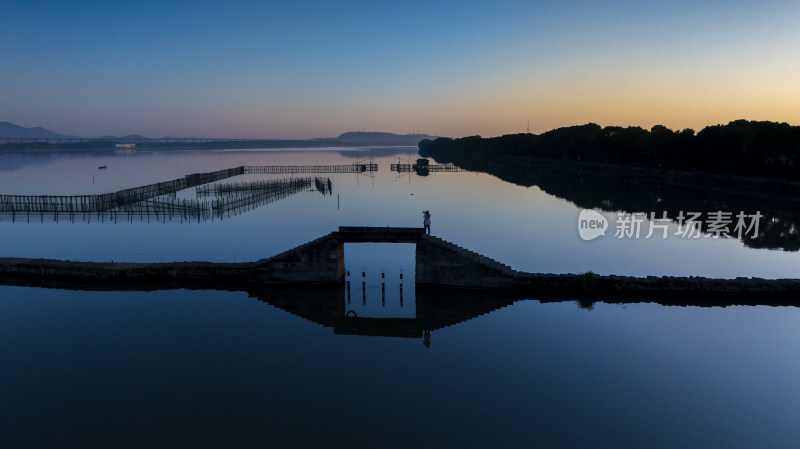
[515,272,800,299]
[254,233,343,284]
[1,227,798,300]
[0,257,258,284]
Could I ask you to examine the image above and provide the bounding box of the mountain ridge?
[0,122,77,139]
[1,121,437,144]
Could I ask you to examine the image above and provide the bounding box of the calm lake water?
[1,147,799,448]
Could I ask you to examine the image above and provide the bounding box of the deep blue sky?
[2,0,799,138]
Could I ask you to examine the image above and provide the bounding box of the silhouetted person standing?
[423,210,431,234]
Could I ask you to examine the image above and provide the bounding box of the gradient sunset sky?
[2,0,799,139]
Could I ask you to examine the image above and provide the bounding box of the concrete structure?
[253,227,520,288]
[0,226,799,301]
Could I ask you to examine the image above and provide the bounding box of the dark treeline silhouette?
[419,125,800,251]
[419,120,800,180]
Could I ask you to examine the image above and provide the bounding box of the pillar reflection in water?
[343,243,415,319]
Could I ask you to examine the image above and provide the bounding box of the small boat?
[99,165,107,170]
[414,158,430,176]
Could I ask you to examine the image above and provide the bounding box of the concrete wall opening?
[343,242,415,318]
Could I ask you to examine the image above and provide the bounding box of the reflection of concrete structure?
[256,286,518,344]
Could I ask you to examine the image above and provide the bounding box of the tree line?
[419,120,800,180]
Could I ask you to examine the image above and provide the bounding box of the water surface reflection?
[1,148,798,279]
[2,284,799,448]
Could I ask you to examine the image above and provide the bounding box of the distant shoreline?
[0,139,425,151]
[0,125,437,151]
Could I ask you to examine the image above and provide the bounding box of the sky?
[2,0,799,139]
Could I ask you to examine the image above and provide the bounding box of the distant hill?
[101,134,147,140]
[0,121,76,139]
